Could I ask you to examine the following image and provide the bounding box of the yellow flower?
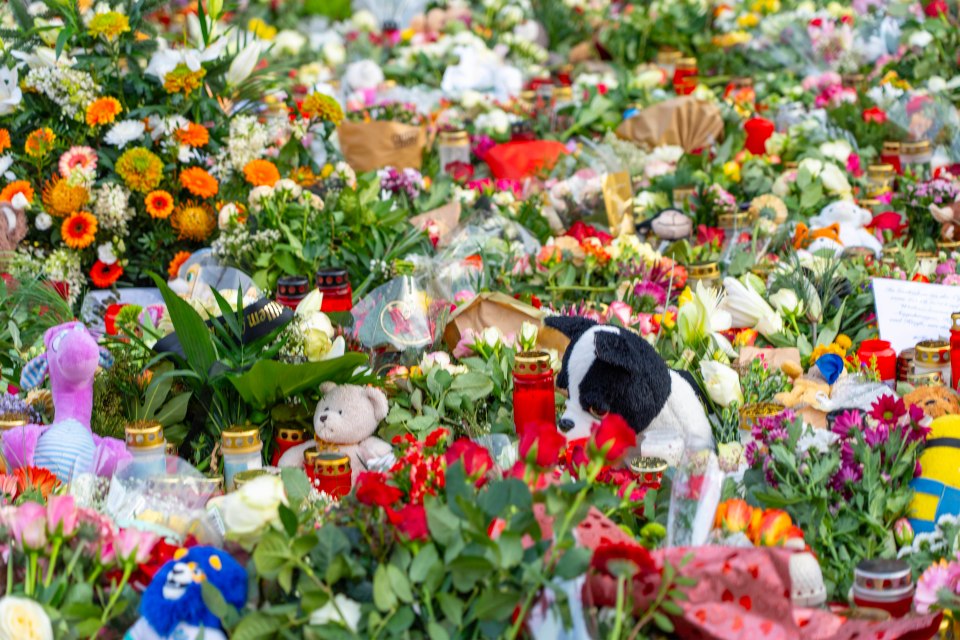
[25,128,56,157]
[750,0,780,13]
[320,164,334,179]
[880,70,911,90]
[115,147,163,193]
[163,64,206,96]
[678,286,694,307]
[88,11,130,40]
[401,28,414,42]
[300,92,343,125]
[171,202,216,241]
[723,161,741,183]
[835,334,852,350]
[712,31,752,48]
[654,311,677,330]
[737,12,760,27]
[248,18,277,40]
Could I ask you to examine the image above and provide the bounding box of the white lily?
[722,277,783,338]
[145,38,227,80]
[226,41,261,86]
[0,67,22,116]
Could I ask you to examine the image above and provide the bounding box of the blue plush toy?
[125,546,247,640]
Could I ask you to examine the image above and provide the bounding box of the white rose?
[34,213,52,231]
[820,162,851,194]
[273,30,306,56]
[322,42,346,67]
[274,179,302,198]
[634,68,664,89]
[481,326,502,348]
[928,76,947,93]
[97,243,117,265]
[699,361,743,408]
[461,90,484,109]
[309,594,361,631]
[0,596,53,640]
[344,59,383,93]
[518,321,538,348]
[769,288,804,316]
[798,158,823,178]
[909,30,934,48]
[351,9,378,32]
[248,185,274,208]
[218,203,239,229]
[818,140,852,164]
[218,475,287,544]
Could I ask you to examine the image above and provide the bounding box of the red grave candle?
[857,339,896,387]
[276,275,310,311]
[951,312,960,391]
[880,141,902,175]
[744,117,775,156]
[315,268,353,313]
[672,57,698,95]
[305,449,352,498]
[513,351,556,435]
[271,426,308,466]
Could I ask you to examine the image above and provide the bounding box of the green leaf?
[436,593,464,626]
[478,478,532,517]
[55,25,73,60]
[555,547,591,579]
[449,372,495,401]
[496,532,523,569]
[150,273,217,376]
[253,530,290,576]
[653,611,675,633]
[154,391,192,426]
[386,564,414,603]
[226,355,367,409]
[409,543,440,584]
[312,525,351,578]
[281,467,312,510]
[427,621,450,640]
[471,589,519,622]
[201,580,238,622]
[233,613,280,640]
[426,501,460,547]
[449,555,494,592]
[373,565,398,611]
[278,504,299,537]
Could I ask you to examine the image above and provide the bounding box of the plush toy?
[793,222,843,255]
[774,378,830,409]
[0,201,27,268]
[910,415,960,534]
[903,385,960,419]
[278,382,394,480]
[808,201,883,256]
[545,316,713,465]
[125,546,247,640]
[930,197,960,241]
[3,322,131,481]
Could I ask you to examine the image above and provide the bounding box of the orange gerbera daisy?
[179,167,218,198]
[25,128,56,158]
[90,260,123,288]
[243,159,280,187]
[85,97,122,127]
[168,250,192,278]
[0,129,10,154]
[41,175,89,217]
[170,202,215,241]
[290,165,317,187]
[61,211,98,249]
[0,180,35,205]
[145,190,174,219]
[174,122,210,148]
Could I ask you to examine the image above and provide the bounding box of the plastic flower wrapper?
[406,252,483,305]
[166,248,261,304]
[666,449,723,547]
[104,456,223,545]
[885,91,960,148]
[350,275,437,351]
[442,202,541,266]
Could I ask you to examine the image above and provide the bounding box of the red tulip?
[862,106,887,124]
[444,438,494,486]
[518,421,566,467]
[589,414,637,464]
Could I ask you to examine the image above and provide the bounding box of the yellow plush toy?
[910,415,960,534]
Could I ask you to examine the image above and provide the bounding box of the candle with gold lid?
[306,449,352,498]
[222,425,263,490]
[438,129,471,174]
[125,420,167,479]
[272,426,309,466]
[880,141,902,174]
[673,57,698,95]
[513,351,556,435]
[687,261,721,288]
[914,340,951,388]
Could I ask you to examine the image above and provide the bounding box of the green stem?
[26,552,38,597]
[611,575,627,639]
[99,563,134,628]
[44,538,62,588]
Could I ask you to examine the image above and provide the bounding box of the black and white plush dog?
[546,316,714,464]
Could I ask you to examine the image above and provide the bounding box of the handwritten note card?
[873,278,960,353]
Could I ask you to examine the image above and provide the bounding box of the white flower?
[700,361,743,408]
[481,326,502,348]
[248,185,274,208]
[820,162,851,194]
[769,288,804,316]
[10,47,76,68]
[35,213,52,231]
[322,41,346,67]
[518,321,538,348]
[351,9,378,31]
[97,243,117,265]
[309,594,361,631]
[273,30,306,56]
[722,277,783,337]
[218,203,240,229]
[460,90,484,109]
[10,193,29,210]
[343,59,383,92]
[144,39,227,80]
[104,120,145,148]
[226,41,261,86]
[0,67,23,116]
[0,156,13,181]
[648,145,684,165]
[909,30,934,48]
[274,179,302,198]
[928,76,947,93]
[634,68,664,89]
[213,474,286,546]
[819,140,852,164]
[0,596,53,640]
[797,428,839,454]
[798,158,823,179]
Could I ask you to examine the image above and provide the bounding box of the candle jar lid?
[854,559,912,586]
[841,246,875,260]
[0,412,30,430]
[672,186,696,203]
[627,456,668,474]
[553,86,574,101]
[718,212,750,228]
[901,139,931,156]
[882,141,901,154]
[439,129,470,146]
[916,340,950,364]
[656,48,683,64]
[277,426,308,442]
[165,441,178,456]
[689,261,721,278]
[520,89,536,103]
[515,351,551,375]
[676,57,698,69]
[222,426,262,454]
[952,312,960,329]
[234,469,272,489]
[316,268,349,289]
[313,452,351,476]
[277,275,309,293]
[126,420,165,449]
[938,240,960,251]
[906,371,944,387]
[867,164,895,177]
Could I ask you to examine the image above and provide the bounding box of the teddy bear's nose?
[318,414,327,422]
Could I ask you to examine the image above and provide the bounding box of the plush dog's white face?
[557,326,618,441]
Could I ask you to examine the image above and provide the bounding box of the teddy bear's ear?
[364,386,389,423]
[320,381,337,394]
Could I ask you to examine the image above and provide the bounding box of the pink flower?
[453,328,478,358]
[915,559,951,613]
[846,153,863,177]
[59,146,98,178]
[46,494,79,538]
[112,527,159,565]
[11,502,48,550]
[605,301,635,326]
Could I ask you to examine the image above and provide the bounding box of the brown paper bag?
[615,96,723,152]
[409,201,461,248]
[443,292,569,353]
[338,121,426,173]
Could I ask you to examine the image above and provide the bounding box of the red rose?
[445,161,474,183]
[924,0,948,17]
[589,414,637,464]
[696,224,725,247]
[590,541,656,577]
[862,106,887,124]
[355,471,403,508]
[425,428,450,448]
[387,504,429,541]
[867,211,907,238]
[444,438,494,485]
[518,421,566,467]
[809,17,823,27]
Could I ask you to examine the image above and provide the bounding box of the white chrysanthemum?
[97,242,118,265]
[92,183,133,232]
[35,212,52,231]
[104,120,146,148]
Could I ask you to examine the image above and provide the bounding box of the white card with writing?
[873,278,960,354]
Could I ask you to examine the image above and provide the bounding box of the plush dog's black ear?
[593,328,646,372]
[545,316,597,343]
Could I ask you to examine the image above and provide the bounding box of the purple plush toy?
[4,322,131,481]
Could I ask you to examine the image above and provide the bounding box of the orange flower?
[25,128,56,157]
[243,159,280,187]
[90,260,123,287]
[171,202,215,241]
[755,509,794,546]
[41,175,89,217]
[290,165,316,187]
[179,166,218,198]
[15,466,59,499]
[61,211,98,249]
[174,122,210,148]
[85,97,122,127]
[715,499,754,534]
[0,129,10,154]
[0,180,35,204]
[145,190,174,219]
[168,250,192,278]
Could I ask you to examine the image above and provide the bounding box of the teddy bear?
[278,382,394,481]
[903,385,960,419]
[807,201,883,256]
[930,197,960,241]
[0,201,27,269]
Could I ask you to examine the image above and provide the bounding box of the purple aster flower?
[832,409,862,437]
[840,441,855,466]
[744,441,761,466]
[633,281,667,306]
[766,425,789,443]
[831,463,862,491]
[864,423,890,448]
